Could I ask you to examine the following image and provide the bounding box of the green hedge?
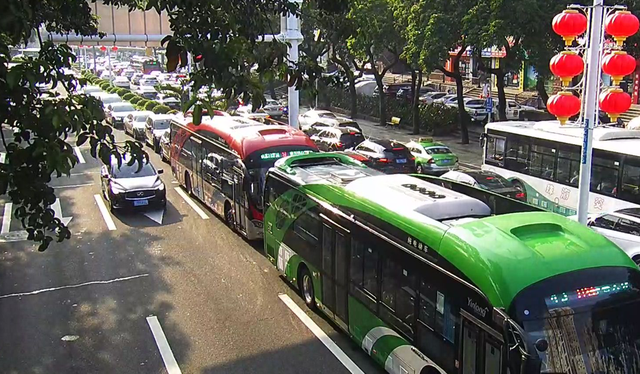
[117,88,129,97]
[130,96,142,104]
[144,101,159,111]
[153,104,171,114]
[167,109,179,114]
[99,82,111,90]
[320,86,459,136]
[123,92,135,101]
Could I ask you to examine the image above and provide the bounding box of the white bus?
[481,121,640,216]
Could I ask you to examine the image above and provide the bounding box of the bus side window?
[620,161,640,203]
[484,135,505,166]
[264,176,290,210]
[350,239,378,311]
[591,153,620,196]
[380,257,416,337]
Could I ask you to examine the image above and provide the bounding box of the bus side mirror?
[503,319,542,374]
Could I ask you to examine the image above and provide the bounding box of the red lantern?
[550,51,584,86]
[111,46,118,52]
[599,88,632,122]
[99,46,107,52]
[605,10,640,46]
[547,91,581,125]
[552,10,588,46]
[602,51,637,86]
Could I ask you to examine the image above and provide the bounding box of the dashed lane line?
[73,146,86,164]
[278,294,365,374]
[174,187,209,220]
[0,274,149,299]
[0,152,5,164]
[93,194,117,231]
[1,203,12,235]
[146,316,182,374]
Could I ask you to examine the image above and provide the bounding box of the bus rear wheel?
[298,266,316,310]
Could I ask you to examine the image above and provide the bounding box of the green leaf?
[192,104,203,126]
[161,35,172,47]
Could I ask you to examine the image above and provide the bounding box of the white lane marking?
[93,194,117,231]
[459,162,481,170]
[1,203,12,234]
[142,209,164,225]
[0,273,149,299]
[146,316,182,374]
[278,294,365,374]
[0,152,6,163]
[174,187,209,220]
[51,198,72,225]
[53,182,95,189]
[74,146,86,164]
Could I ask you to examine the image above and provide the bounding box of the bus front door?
[190,137,204,200]
[459,310,505,374]
[232,166,247,233]
[320,217,350,331]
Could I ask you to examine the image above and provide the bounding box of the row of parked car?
[296,109,527,201]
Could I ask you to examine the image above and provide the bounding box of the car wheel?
[416,164,424,174]
[224,202,235,230]
[154,140,160,153]
[185,173,193,195]
[298,266,316,310]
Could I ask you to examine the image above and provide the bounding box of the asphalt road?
[0,126,386,374]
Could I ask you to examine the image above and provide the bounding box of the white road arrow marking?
[1,203,11,235]
[142,208,164,225]
[51,198,73,226]
[0,152,6,164]
[0,202,29,242]
[73,147,86,164]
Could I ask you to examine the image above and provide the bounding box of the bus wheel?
[224,202,235,230]
[298,266,316,310]
[185,173,193,195]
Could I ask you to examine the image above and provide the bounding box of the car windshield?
[153,119,171,130]
[112,161,156,178]
[466,100,485,106]
[113,104,135,112]
[340,133,364,147]
[512,267,640,374]
[424,146,452,155]
[468,173,511,189]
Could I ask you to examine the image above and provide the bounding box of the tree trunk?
[412,70,422,135]
[455,74,470,144]
[372,63,386,126]
[496,71,507,121]
[267,81,277,100]
[346,70,358,118]
[536,77,549,103]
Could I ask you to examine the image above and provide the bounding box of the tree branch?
[381,54,399,76]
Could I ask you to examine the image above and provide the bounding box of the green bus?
[263,152,640,374]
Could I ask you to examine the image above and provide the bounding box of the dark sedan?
[440,170,526,201]
[346,139,416,174]
[100,158,167,211]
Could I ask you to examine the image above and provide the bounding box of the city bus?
[482,120,640,216]
[263,152,640,374]
[130,56,162,74]
[170,115,317,239]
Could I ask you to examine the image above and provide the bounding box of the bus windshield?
[511,267,640,374]
[244,147,316,211]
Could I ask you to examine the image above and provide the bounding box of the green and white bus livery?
[264,152,640,374]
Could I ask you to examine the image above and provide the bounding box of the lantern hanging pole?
[577,0,604,225]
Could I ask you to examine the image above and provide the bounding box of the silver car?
[585,208,640,265]
[124,111,154,140]
[145,114,174,153]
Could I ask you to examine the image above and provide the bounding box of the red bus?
[170,116,317,239]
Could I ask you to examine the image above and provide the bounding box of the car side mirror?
[157,169,164,175]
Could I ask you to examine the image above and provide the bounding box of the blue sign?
[581,119,589,164]
[485,97,493,111]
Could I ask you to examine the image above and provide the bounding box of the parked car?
[112,76,131,89]
[420,91,448,104]
[347,139,416,174]
[382,83,412,98]
[130,73,144,86]
[124,110,154,140]
[396,86,433,101]
[405,139,459,174]
[156,94,181,111]
[489,99,537,121]
[583,208,640,265]
[80,85,102,95]
[120,69,136,79]
[435,94,458,105]
[463,98,489,123]
[298,109,361,131]
[106,102,137,129]
[159,131,171,163]
[235,105,271,122]
[309,127,365,151]
[145,114,174,152]
[355,80,378,97]
[440,170,527,201]
[262,99,286,119]
[100,156,166,211]
[93,92,123,108]
[139,76,159,87]
[99,70,115,80]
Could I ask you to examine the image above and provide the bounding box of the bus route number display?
[260,150,314,160]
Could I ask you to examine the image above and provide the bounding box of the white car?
[434,94,457,105]
[112,76,131,89]
[106,102,137,129]
[124,111,154,140]
[262,99,286,118]
[145,114,175,152]
[298,109,361,131]
[93,92,123,107]
[489,99,537,121]
[136,86,158,100]
[420,92,448,104]
[355,80,378,97]
[235,105,271,122]
[99,70,115,80]
[583,209,640,265]
[139,76,159,88]
[463,98,489,123]
[80,85,102,95]
[120,69,136,80]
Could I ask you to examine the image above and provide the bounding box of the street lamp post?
[549,2,638,225]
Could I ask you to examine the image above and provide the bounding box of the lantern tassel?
[563,36,575,46]
[614,36,627,46]
[557,116,569,125]
[608,113,620,123]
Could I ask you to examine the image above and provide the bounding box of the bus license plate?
[134,200,149,207]
[396,158,407,164]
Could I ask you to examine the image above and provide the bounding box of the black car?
[309,127,365,151]
[347,139,416,174]
[396,86,433,101]
[440,170,526,201]
[100,158,167,211]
